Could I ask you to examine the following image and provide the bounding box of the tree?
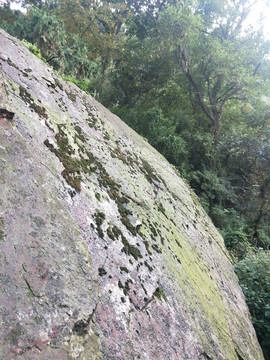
[56,0,129,76]
[0,4,98,79]
[158,0,270,147]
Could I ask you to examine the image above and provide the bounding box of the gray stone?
[0,29,264,360]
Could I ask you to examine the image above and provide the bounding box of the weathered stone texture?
[0,29,264,359]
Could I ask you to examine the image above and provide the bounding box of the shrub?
[22,39,46,62]
[235,250,270,359]
[224,230,251,260]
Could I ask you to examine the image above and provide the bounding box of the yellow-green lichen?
[69,330,102,360]
[162,232,244,360]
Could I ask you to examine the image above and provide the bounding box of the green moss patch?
[72,319,89,336]
[121,216,137,236]
[111,147,130,165]
[94,210,105,238]
[100,174,120,189]
[158,202,167,217]
[43,108,138,235]
[118,279,133,296]
[86,116,99,130]
[98,267,107,276]
[143,240,152,255]
[67,92,77,102]
[144,261,153,272]
[0,217,4,241]
[74,125,86,143]
[107,225,121,241]
[152,244,162,253]
[19,86,47,118]
[140,158,164,186]
[99,173,137,236]
[44,123,99,192]
[148,221,158,237]
[54,78,63,91]
[7,57,19,70]
[121,235,142,260]
[153,286,167,301]
[120,266,129,273]
[44,136,81,192]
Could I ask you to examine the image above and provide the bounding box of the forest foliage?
[1,0,270,356]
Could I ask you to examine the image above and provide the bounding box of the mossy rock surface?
[0,29,264,360]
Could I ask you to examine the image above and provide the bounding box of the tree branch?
[178,45,215,125]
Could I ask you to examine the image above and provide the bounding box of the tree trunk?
[213,115,221,148]
[253,175,270,247]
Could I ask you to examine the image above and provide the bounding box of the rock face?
[0,29,264,360]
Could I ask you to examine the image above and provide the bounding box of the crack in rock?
[0,108,14,120]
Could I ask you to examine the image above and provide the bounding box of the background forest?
[1,0,270,357]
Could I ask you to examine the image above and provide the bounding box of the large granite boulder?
[0,29,264,360]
